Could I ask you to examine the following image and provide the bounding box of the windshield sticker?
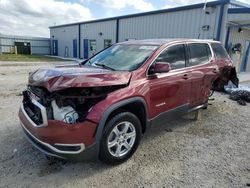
[139,46,157,50]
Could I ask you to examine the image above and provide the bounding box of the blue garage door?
[83,39,88,59]
[52,40,58,56]
[73,39,77,58]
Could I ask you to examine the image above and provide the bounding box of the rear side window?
[211,43,229,59]
[187,43,211,66]
[155,44,186,70]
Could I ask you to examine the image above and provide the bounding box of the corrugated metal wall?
[50,4,223,58]
[80,20,116,58]
[118,7,220,42]
[228,28,250,47]
[228,27,250,71]
[0,34,50,54]
[50,25,78,57]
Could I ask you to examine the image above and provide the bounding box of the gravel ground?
[0,61,249,188]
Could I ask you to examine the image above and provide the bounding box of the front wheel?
[99,112,142,164]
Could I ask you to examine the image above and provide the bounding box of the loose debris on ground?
[224,81,250,105]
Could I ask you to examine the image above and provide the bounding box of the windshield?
[84,44,158,71]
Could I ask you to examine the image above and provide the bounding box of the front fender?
[87,96,149,142]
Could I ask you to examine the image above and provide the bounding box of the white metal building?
[49,0,250,72]
[0,34,50,55]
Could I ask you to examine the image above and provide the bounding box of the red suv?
[19,39,237,164]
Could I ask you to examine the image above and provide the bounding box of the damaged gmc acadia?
[19,39,238,164]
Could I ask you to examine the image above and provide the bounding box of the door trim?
[73,39,77,58]
[83,39,88,59]
[52,40,58,56]
[149,102,208,128]
[150,103,190,127]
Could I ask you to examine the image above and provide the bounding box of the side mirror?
[154,62,171,73]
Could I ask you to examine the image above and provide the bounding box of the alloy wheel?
[107,121,136,157]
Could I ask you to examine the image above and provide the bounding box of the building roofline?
[228,7,250,14]
[49,0,230,29]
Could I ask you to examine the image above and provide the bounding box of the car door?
[147,43,192,125]
[186,42,218,106]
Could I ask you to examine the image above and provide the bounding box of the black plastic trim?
[149,104,190,127]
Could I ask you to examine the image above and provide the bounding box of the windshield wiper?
[95,63,116,71]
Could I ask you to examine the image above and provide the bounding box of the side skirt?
[149,103,208,128]
[149,104,189,128]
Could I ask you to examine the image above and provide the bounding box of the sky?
[0,0,249,37]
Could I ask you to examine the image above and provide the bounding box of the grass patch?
[0,54,70,62]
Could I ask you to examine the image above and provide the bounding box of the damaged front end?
[23,85,125,126]
[19,81,128,160]
[22,65,131,126]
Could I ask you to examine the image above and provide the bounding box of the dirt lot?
[0,61,249,188]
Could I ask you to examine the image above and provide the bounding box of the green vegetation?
[0,54,70,62]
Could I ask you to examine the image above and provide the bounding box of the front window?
[154,44,186,70]
[84,44,158,71]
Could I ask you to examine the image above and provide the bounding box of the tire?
[99,112,142,164]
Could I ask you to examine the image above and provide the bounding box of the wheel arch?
[95,97,150,142]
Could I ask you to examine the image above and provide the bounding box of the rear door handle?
[212,69,218,73]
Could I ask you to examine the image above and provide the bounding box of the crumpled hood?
[28,64,131,92]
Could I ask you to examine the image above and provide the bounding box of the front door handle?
[182,74,190,80]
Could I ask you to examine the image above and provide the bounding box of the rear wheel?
[99,112,142,164]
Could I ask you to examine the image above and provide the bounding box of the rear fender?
[212,67,239,91]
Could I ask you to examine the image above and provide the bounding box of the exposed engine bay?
[23,85,124,125]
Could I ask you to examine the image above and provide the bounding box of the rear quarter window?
[211,43,229,59]
[187,43,211,67]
